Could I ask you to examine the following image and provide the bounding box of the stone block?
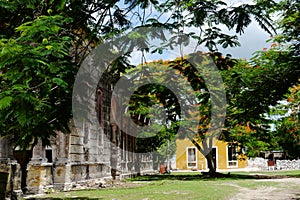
[70,136,84,145]
[53,164,71,191]
[89,147,99,155]
[70,145,84,154]
[26,165,51,194]
[70,154,84,162]
[70,165,86,182]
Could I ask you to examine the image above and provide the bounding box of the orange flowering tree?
[223,41,299,156]
[271,84,300,158]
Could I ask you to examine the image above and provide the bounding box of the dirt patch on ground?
[229,177,300,200]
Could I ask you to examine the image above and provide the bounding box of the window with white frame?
[187,147,197,168]
[227,145,238,167]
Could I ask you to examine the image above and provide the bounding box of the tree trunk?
[191,139,219,176]
[205,151,216,175]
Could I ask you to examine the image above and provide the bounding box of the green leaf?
[37,59,50,66]
[17,111,28,127]
[12,84,26,91]
[42,38,48,44]
[52,78,67,87]
[46,45,53,50]
[0,96,13,110]
[50,25,60,33]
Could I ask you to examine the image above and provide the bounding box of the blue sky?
[220,0,275,59]
[219,20,272,59]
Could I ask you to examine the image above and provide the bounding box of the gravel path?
[229,178,300,200]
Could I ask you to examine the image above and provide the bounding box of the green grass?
[249,169,300,177]
[26,180,237,200]
[23,170,300,200]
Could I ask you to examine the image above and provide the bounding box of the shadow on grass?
[129,172,300,182]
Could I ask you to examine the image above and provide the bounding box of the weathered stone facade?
[0,74,154,198]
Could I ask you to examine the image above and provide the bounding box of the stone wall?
[276,160,300,170]
[247,157,268,170]
[0,137,23,199]
[247,157,300,170]
[0,160,22,197]
[26,164,53,194]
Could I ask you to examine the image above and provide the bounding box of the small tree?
[0,15,74,148]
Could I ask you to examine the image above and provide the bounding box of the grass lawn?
[23,170,300,200]
[25,180,238,200]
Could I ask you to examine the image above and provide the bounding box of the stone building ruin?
[0,73,154,198]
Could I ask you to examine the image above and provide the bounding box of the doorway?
[211,147,217,170]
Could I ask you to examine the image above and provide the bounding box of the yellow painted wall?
[176,139,247,170]
[238,154,248,168]
[215,140,227,169]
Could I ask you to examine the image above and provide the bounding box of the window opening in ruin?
[45,149,53,163]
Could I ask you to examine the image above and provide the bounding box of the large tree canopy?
[121,0,300,171]
[222,0,300,157]
[0,0,277,149]
[0,0,299,176]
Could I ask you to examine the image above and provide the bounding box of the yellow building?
[176,138,247,170]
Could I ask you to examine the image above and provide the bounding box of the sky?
[212,0,277,59]
[221,0,275,59]
[219,21,272,59]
